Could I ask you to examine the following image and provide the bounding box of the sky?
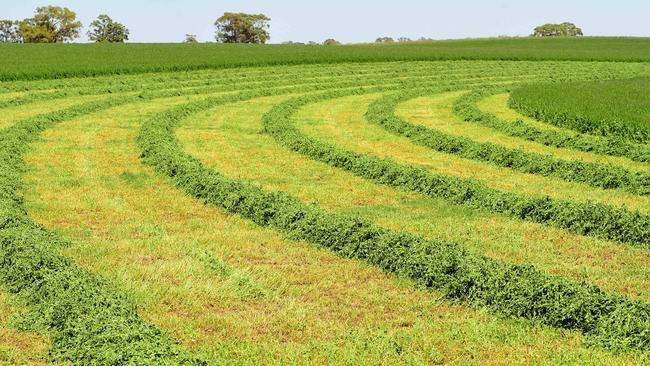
[4,0,650,43]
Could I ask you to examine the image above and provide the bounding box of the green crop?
[3,37,650,81]
[509,77,650,143]
[0,57,649,362]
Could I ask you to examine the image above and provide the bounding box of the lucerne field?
[0,18,649,365]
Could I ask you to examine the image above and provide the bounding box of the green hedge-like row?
[453,88,650,163]
[263,89,650,248]
[137,88,650,354]
[1,62,647,361]
[0,70,529,363]
[366,89,650,195]
[0,96,207,364]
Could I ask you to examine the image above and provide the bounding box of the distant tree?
[308,41,319,45]
[417,37,434,42]
[282,41,305,45]
[18,6,82,43]
[87,15,129,43]
[375,37,394,43]
[214,12,270,44]
[184,34,198,43]
[532,22,583,37]
[397,37,411,43]
[323,38,340,45]
[0,20,21,43]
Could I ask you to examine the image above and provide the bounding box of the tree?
[184,34,198,43]
[532,22,583,37]
[214,13,270,44]
[397,37,411,43]
[323,38,340,45]
[375,37,394,43]
[87,15,129,43]
[0,20,21,43]
[18,6,82,43]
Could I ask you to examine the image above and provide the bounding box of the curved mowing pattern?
[1,60,650,362]
[454,87,650,163]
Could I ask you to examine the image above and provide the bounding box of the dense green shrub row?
[2,60,649,360]
[0,97,207,364]
[453,88,650,163]
[137,89,650,354]
[366,89,650,195]
[4,38,650,81]
[509,78,650,144]
[263,89,650,248]
[0,68,529,363]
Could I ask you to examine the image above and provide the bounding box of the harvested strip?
[0,97,208,364]
[25,95,624,365]
[0,291,49,365]
[366,89,650,195]
[139,91,650,353]
[180,95,650,301]
[264,89,650,247]
[476,93,650,172]
[454,87,650,163]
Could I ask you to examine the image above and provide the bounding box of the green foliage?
[366,89,650,195]
[509,78,650,144]
[1,58,650,360]
[0,94,220,364]
[184,34,198,43]
[264,89,650,248]
[87,15,130,43]
[323,38,341,45]
[0,20,21,43]
[136,89,650,354]
[5,37,650,82]
[533,22,583,37]
[375,37,395,43]
[214,12,270,44]
[454,87,650,163]
[17,6,82,43]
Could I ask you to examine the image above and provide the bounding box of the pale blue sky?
[5,1,650,43]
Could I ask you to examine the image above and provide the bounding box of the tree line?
[0,5,584,44]
[0,6,129,43]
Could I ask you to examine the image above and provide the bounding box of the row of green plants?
[264,88,650,248]
[509,78,650,144]
[0,96,207,364]
[1,61,649,361]
[0,65,544,363]
[366,89,650,195]
[0,59,636,97]
[4,38,650,81]
[137,87,650,354]
[0,63,521,111]
[453,88,650,163]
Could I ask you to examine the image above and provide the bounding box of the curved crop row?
[0,96,207,365]
[453,88,650,163]
[4,61,650,362]
[0,64,537,363]
[138,89,650,353]
[366,89,650,195]
[264,89,650,247]
[0,64,526,112]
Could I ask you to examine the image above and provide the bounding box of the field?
[0,39,649,365]
[3,37,650,81]
[509,77,650,143]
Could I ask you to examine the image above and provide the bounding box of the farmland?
[0,40,649,364]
